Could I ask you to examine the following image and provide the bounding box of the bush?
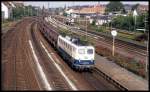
[95,44,146,78]
[111,13,148,31]
[63,12,67,16]
[96,27,105,32]
[12,5,38,20]
[91,20,96,26]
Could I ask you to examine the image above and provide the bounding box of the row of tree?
[105,2,125,13]
[104,1,148,32]
[105,1,142,14]
[10,5,39,20]
[109,13,148,32]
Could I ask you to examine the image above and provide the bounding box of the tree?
[131,4,139,11]
[91,20,96,26]
[105,1,125,13]
[63,12,67,16]
[121,8,127,14]
[12,5,38,20]
[110,13,148,32]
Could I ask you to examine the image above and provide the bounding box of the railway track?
[30,21,71,90]
[2,16,144,90]
[80,29,147,55]
[2,20,23,90]
[50,16,147,61]
[54,16,147,51]
[73,30,147,58]
[2,18,40,90]
[36,17,128,90]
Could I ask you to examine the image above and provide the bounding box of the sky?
[23,1,149,8]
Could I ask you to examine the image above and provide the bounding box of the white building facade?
[2,3,9,19]
[1,2,16,20]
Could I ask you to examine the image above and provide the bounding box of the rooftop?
[3,2,14,9]
[76,4,106,14]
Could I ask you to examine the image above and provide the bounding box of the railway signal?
[111,30,117,56]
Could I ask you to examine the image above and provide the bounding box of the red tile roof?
[137,5,148,11]
[75,4,105,14]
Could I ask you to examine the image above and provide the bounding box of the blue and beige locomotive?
[57,36,95,70]
[39,16,95,70]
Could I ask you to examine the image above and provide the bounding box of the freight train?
[38,17,95,70]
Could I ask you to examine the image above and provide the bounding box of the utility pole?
[11,8,13,21]
[111,16,112,31]
[78,3,81,26]
[145,14,148,78]
[28,6,29,16]
[144,15,147,33]
[31,7,32,16]
[23,1,25,17]
[133,10,138,32]
[36,7,38,16]
[37,7,39,16]
[48,2,49,16]
[134,15,136,32]
[12,8,15,21]
[97,2,99,30]
[86,17,87,41]
[22,2,24,17]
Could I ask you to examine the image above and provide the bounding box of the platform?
[95,54,148,90]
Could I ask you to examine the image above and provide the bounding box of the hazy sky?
[24,1,148,8]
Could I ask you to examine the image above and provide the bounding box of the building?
[124,4,133,14]
[1,1,24,19]
[65,4,106,18]
[78,4,105,15]
[65,9,74,15]
[96,16,111,25]
[136,4,148,14]
[90,15,112,25]
[65,8,79,18]
[1,2,15,19]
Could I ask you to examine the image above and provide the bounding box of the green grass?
[76,21,145,41]
[117,32,136,40]
[96,45,146,78]
[76,21,146,45]
[2,19,17,28]
[2,22,9,28]
[2,22,13,29]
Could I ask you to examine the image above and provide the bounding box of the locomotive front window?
[87,49,93,54]
[78,49,85,54]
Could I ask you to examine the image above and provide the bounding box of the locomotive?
[38,16,95,70]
